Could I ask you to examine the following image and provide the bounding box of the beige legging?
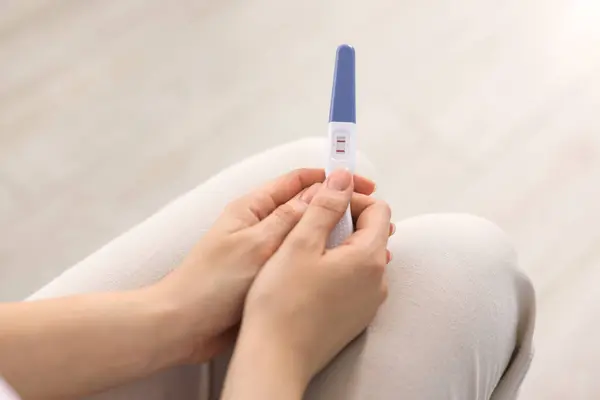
[29,138,536,400]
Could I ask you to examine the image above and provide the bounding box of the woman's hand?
[222,169,392,399]
[151,168,376,363]
[0,168,375,400]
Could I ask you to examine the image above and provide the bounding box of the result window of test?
[334,134,347,155]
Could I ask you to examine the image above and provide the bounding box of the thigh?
[304,214,535,400]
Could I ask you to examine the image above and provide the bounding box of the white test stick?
[326,44,356,248]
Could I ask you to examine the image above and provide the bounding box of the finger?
[255,168,325,209]
[219,168,325,232]
[354,175,376,195]
[221,169,375,231]
[285,169,354,252]
[345,199,392,252]
[350,195,396,238]
[246,169,373,218]
[245,183,322,252]
[350,192,377,220]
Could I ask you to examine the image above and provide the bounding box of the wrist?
[222,322,309,400]
[136,287,195,368]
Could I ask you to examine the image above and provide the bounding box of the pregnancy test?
[326,44,356,248]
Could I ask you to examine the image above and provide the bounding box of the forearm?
[221,327,308,400]
[0,289,191,399]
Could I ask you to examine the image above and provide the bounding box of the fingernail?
[389,223,396,236]
[300,183,320,204]
[326,169,352,191]
[386,249,393,264]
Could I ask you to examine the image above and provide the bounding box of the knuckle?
[357,250,386,278]
[271,202,301,228]
[376,200,392,219]
[289,232,317,251]
[248,192,276,221]
[294,167,315,179]
[371,258,387,277]
[292,168,309,179]
[380,281,389,301]
[312,193,348,215]
[244,231,276,261]
[288,168,312,189]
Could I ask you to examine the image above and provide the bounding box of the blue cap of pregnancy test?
[329,44,356,123]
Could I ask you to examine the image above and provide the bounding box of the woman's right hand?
[222,169,392,399]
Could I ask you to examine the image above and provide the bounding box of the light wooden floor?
[2,0,600,398]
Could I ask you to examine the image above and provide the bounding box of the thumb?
[285,169,353,252]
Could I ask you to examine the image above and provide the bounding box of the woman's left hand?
[151,168,376,363]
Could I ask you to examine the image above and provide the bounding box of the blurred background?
[1,0,600,398]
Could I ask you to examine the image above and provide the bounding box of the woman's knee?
[384,213,533,344]
[389,213,521,290]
